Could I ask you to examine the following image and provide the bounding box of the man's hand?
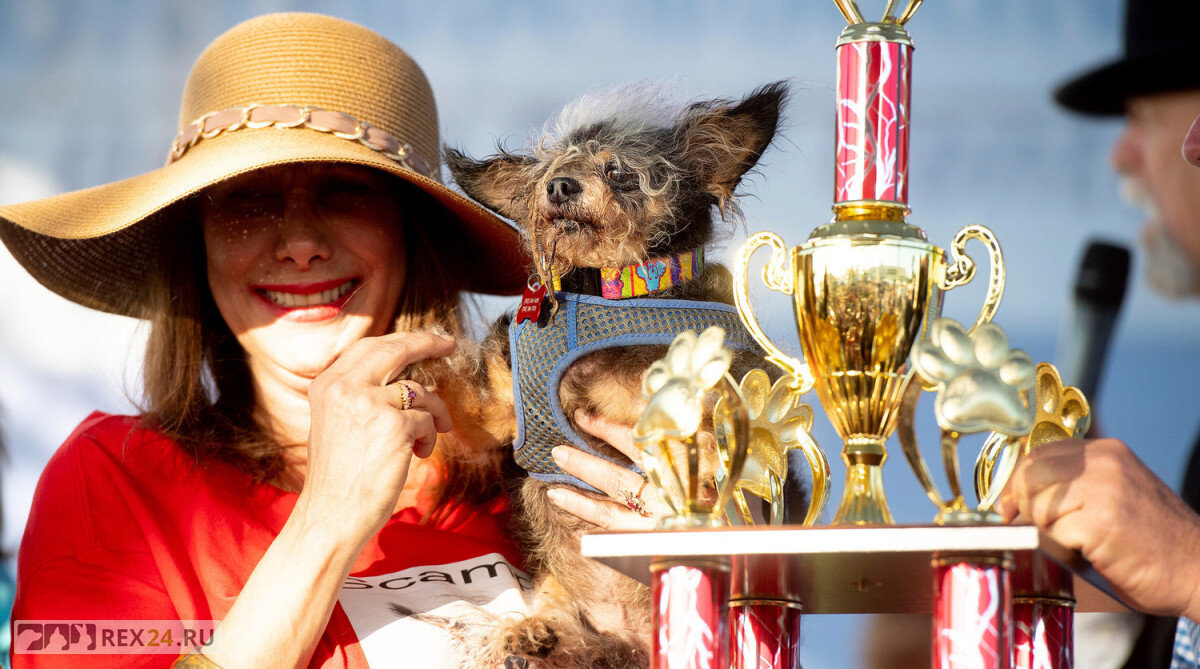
[998,438,1200,619]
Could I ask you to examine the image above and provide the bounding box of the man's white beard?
[1119,176,1200,299]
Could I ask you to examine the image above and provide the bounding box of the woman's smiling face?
[201,163,407,380]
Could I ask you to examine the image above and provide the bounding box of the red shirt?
[12,413,528,668]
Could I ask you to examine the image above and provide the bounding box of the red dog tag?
[515,281,547,324]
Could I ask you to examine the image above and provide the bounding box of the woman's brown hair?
[140,174,508,519]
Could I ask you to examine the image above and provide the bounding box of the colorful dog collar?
[552,248,705,299]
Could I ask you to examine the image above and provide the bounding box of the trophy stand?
[729,546,811,669]
[583,526,1124,669]
[599,1,1112,667]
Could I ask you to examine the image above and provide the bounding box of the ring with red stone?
[617,481,651,516]
[398,383,417,411]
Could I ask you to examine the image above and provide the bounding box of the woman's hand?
[546,412,669,531]
[300,330,456,543]
[206,331,456,669]
[998,438,1200,619]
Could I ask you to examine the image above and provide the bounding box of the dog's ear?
[675,81,787,207]
[444,146,536,221]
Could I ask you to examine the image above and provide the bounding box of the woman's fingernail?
[546,488,567,506]
[552,446,568,467]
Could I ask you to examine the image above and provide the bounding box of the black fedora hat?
[1055,0,1200,115]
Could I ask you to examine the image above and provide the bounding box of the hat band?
[167,104,437,180]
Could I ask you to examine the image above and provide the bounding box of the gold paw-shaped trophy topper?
[714,370,830,526]
[975,363,1092,507]
[1027,364,1092,450]
[634,327,750,530]
[899,318,1037,524]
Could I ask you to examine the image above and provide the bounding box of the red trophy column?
[933,556,1013,669]
[834,32,912,208]
[730,599,803,669]
[652,559,731,669]
[1012,556,1074,668]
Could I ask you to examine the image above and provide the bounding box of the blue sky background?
[2,1,1199,666]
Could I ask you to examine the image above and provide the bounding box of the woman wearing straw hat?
[0,12,609,668]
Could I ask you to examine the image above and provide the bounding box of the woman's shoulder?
[22,411,281,568]
[49,411,274,508]
[54,411,189,470]
[29,411,220,538]
[19,412,174,572]
[66,410,162,446]
[32,411,189,509]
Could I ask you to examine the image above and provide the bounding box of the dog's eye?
[605,167,640,191]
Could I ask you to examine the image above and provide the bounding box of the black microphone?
[1063,241,1130,403]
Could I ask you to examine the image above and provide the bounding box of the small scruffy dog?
[443,81,787,667]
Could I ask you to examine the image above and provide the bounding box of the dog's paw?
[581,630,649,669]
[500,615,561,661]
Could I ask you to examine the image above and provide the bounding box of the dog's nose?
[546,177,582,204]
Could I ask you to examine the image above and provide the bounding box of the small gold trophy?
[900,317,1036,523]
[634,327,752,529]
[896,319,1093,523]
[733,0,1005,525]
[634,328,830,528]
[973,362,1093,513]
[714,369,830,526]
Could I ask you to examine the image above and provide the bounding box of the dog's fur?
[441,82,788,667]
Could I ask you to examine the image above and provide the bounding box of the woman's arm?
[202,331,455,669]
[194,502,364,667]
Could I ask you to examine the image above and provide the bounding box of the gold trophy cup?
[732,0,1006,525]
[735,224,1004,525]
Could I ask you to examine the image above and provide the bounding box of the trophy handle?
[975,432,1023,511]
[712,373,750,515]
[734,232,815,393]
[768,474,785,525]
[897,382,946,509]
[833,0,865,23]
[839,0,923,25]
[890,0,924,25]
[793,425,831,527]
[714,448,754,526]
[939,225,1005,334]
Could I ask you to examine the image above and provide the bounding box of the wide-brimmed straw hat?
[0,12,529,318]
[1055,0,1200,115]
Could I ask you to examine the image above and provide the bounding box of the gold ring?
[617,480,652,516]
[399,383,417,411]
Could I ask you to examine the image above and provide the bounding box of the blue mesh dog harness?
[510,291,759,493]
